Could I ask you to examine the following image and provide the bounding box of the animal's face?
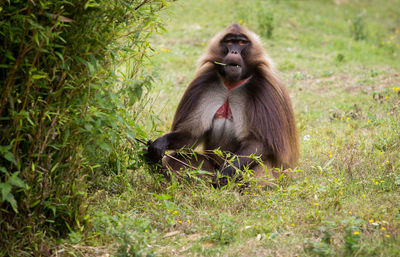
[219,32,250,82]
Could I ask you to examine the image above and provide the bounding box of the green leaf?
[30,199,41,208]
[4,192,18,213]
[32,74,46,80]
[0,183,12,202]
[9,172,26,189]
[84,0,100,9]
[1,179,22,213]
[4,151,17,166]
[33,32,40,46]
[5,50,16,61]
[84,123,93,131]
[0,166,7,174]
[55,52,64,64]
[0,144,12,153]
[87,62,95,75]
[153,193,172,201]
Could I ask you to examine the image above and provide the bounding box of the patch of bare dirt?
[345,72,400,93]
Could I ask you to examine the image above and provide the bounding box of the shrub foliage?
[0,0,168,254]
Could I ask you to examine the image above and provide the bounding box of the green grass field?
[66,0,400,256]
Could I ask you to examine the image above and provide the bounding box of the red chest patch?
[214,99,233,120]
[213,76,250,121]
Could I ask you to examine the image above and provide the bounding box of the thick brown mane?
[246,72,299,168]
[171,67,217,131]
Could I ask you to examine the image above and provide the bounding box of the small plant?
[305,240,335,256]
[304,224,336,256]
[341,217,363,254]
[93,212,154,257]
[350,13,367,40]
[336,53,345,62]
[207,215,237,245]
[343,227,361,254]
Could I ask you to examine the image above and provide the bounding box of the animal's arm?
[146,130,198,162]
[147,75,216,163]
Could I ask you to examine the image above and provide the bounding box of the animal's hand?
[145,139,166,164]
[219,164,237,178]
[211,163,238,187]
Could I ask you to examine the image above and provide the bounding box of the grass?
[59,0,400,256]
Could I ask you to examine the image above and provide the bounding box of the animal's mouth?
[227,63,241,68]
[214,60,242,82]
[225,63,242,72]
[214,61,241,68]
[224,63,242,82]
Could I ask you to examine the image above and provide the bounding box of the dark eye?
[239,40,246,46]
[226,41,233,46]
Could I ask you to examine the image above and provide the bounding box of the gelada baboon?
[147,24,299,185]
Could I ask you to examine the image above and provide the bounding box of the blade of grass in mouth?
[214,61,227,66]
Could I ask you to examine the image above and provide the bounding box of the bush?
[0,0,169,254]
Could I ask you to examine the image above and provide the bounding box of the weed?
[350,13,368,41]
[336,53,345,62]
[93,212,155,257]
[206,215,237,245]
